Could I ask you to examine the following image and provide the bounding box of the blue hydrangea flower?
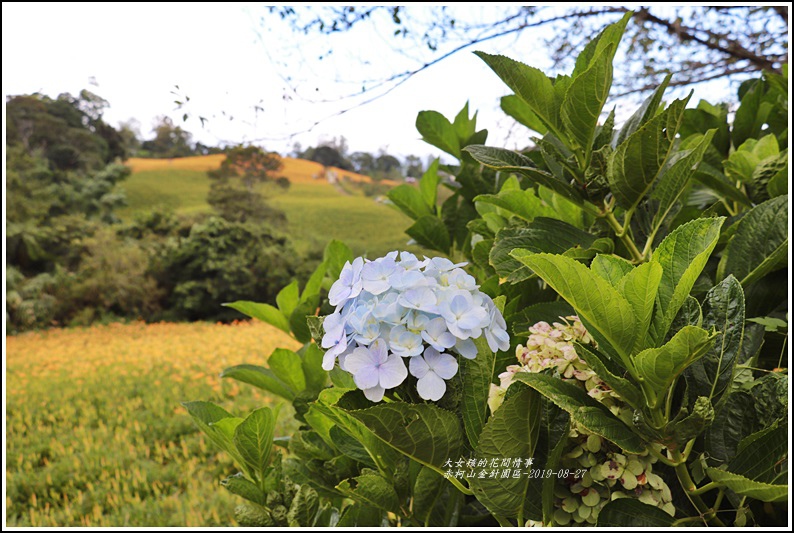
[344,339,407,401]
[321,251,510,401]
[409,347,458,401]
[328,257,364,307]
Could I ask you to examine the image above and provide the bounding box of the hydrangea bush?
[322,252,509,401]
[490,317,675,525]
[185,12,787,528]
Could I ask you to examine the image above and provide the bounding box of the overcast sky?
[3,3,744,161]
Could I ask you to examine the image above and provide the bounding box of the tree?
[207,145,288,223]
[141,115,194,157]
[266,6,787,100]
[404,155,423,178]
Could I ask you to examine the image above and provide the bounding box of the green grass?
[118,168,423,258]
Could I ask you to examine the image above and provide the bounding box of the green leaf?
[474,189,555,222]
[220,364,296,401]
[475,52,561,138]
[234,407,276,480]
[717,195,788,286]
[329,426,376,467]
[419,158,440,208]
[459,336,495,449]
[306,316,324,346]
[571,12,630,77]
[684,276,745,404]
[453,101,479,145]
[614,74,671,147]
[328,366,356,389]
[336,474,400,513]
[288,300,315,344]
[314,392,400,475]
[666,396,714,446]
[501,94,548,135]
[348,403,463,472]
[510,300,574,336]
[491,218,601,283]
[416,110,460,158]
[182,401,249,473]
[705,468,787,502]
[336,503,383,526]
[693,162,753,207]
[267,348,306,394]
[617,261,662,352]
[705,391,757,463]
[221,473,266,505]
[607,96,689,210]
[649,130,716,234]
[733,79,767,147]
[224,301,289,334]
[464,145,583,204]
[513,373,645,453]
[766,154,788,198]
[287,485,320,527]
[300,260,327,304]
[388,183,433,220]
[590,254,634,285]
[730,421,788,482]
[634,326,714,407]
[276,280,300,319]
[649,217,724,345]
[575,343,643,409]
[302,343,328,392]
[513,252,637,363]
[597,499,675,526]
[406,215,451,254]
[289,429,335,461]
[561,44,614,155]
[323,240,353,281]
[469,387,541,520]
[412,466,446,526]
[234,502,274,526]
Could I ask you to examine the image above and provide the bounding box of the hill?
[118,155,417,258]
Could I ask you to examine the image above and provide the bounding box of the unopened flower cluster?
[489,316,674,525]
[322,252,509,402]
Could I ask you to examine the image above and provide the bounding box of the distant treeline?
[6,91,312,333]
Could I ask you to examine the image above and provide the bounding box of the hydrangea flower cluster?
[489,316,674,526]
[322,251,510,402]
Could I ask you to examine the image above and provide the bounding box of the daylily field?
[5,320,298,526]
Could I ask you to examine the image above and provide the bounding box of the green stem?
[494,515,514,527]
[671,450,726,526]
[445,475,474,496]
[680,439,696,463]
[689,481,720,496]
[603,210,644,263]
[647,445,679,467]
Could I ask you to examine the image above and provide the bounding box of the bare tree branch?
[633,7,782,73]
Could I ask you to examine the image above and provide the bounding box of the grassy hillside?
[118,155,418,257]
[6,320,299,526]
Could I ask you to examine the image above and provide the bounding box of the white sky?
[2,3,747,161]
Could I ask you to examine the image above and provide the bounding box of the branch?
[634,8,782,73]
[612,65,762,97]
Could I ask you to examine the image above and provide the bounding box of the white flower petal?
[409,353,430,379]
[416,372,446,401]
[353,364,380,390]
[322,350,337,371]
[378,355,408,389]
[429,352,458,380]
[455,338,477,359]
[363,385,385,402]
[344,346,376,374]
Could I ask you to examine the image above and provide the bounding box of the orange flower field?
[5,321,300,526]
